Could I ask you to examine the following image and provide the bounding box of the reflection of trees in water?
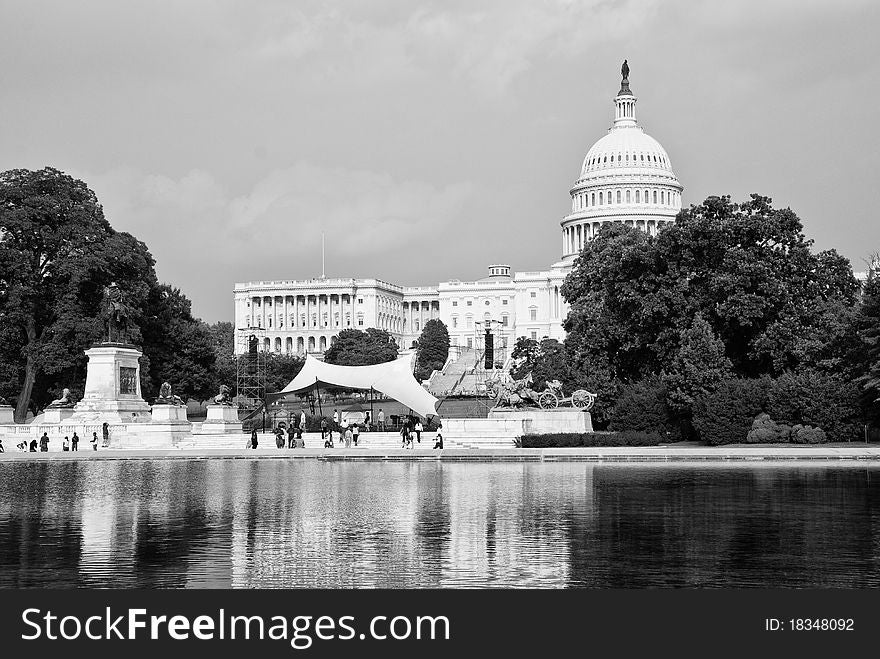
[0,462,85,587]
[565,466,880,588]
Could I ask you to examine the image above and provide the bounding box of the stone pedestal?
[151,404,189,423]
[0,405,16,424]
[488,408,593,434]
[444,409,594,448]
[42,407,76,424]
[71,343,152,424]
[193,405,242,435]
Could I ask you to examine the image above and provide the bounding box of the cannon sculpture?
[486,374,595,411]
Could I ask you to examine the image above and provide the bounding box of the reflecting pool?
[1,460,878,588]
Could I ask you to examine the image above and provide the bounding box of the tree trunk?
[15,356,36,423]
[15,320,38,424]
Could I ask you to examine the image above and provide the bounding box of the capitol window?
[502,299,508,305]
[452,300,458,306]
[599,191,604,204]
[591,193,595,205]
[501,315,508,326]
[653,190,658,203]
[485,300,490,306]
[635,190,640,203]
[452,316,458,328]
[626,190,631,203]
[268,317,272,328]
[529,307,537,321]
[467,300,472,306]
[616,190,621,204]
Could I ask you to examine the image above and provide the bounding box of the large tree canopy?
[415,319,450,381]
[562,194,860,386]
[324,328,398,366]
[0,168,158,420]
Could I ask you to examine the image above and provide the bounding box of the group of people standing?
[323,409,360,448]
[13,424,110,453]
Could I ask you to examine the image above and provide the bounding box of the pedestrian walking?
[378,408,385,431]
[333,409,339,426]
[415,420,423,443]
[91,432,99,451]
[400,421,411,449]
[250,428,259,449]
[287,424,296,448]
[352,423,360,446]
[30,437,38,452]
[62,436,70,451]
[39,433,49,452]
[344,427,353,448]
[101,422,110,447]
[71,431,79,451]
[364,411,370,430]
[300,410,306,429]
[321,417,329,440]
[433,423,444,449]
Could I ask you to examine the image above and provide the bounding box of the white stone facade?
[233,66,681,355]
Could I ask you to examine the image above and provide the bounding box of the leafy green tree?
[510,337,568,390]
[265,353,306,393]
[608,377,675,437]
[207,321,236,396]
[0,168,157,420]
[663,313,732,415]
[692,377,771,445]
[414,319,450,382]
[562,195,860,385]
[857,273,880,426]
[323,328,398,366]
[139,284,218,401]
[768,370,862,441]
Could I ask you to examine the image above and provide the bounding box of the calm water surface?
[0,460,878,588]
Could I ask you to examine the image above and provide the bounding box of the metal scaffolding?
[235,325,267,412]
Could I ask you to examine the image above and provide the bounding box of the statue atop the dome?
[621,59,629,82]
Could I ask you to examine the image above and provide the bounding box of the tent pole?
[370,387,374,430]
[316,378,323,417]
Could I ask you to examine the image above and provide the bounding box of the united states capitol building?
[233,64,684,357]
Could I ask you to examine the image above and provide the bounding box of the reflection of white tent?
[269,354,439,419]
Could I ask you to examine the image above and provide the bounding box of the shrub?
[745,412,791,443]
[767,370,861,441]
[692,377,770,445]
[520,431,662,448]
[790,424,827,444]
[609,377,676,436]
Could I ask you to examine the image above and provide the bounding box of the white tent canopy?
[269,354,440,419]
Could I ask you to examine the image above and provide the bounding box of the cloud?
[80,163,475,319]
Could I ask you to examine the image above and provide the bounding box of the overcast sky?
[2,0,878,322]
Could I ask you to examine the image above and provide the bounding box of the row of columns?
[250,292,359,331]
[563,219,670,256]
[403,300,440,335]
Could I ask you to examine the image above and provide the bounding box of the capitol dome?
[561,62,683,261]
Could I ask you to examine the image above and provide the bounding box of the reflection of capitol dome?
[561,64,683,261]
